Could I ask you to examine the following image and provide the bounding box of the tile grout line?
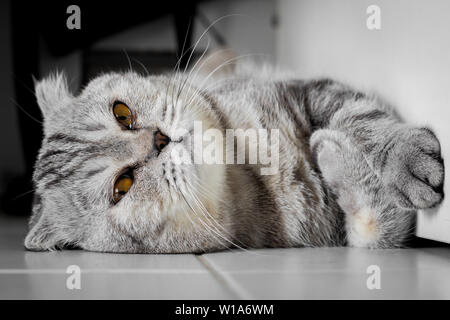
[0,268,208,274]
[196,255,253,300]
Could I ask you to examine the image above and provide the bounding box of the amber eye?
[113,101,134,129]
[113,173,133,204]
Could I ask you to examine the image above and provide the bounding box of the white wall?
[276,0,450,242]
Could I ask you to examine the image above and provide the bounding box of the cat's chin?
[164,163,227,232]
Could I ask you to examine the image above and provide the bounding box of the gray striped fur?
[24,66,444,252]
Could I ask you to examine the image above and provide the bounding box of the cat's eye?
[113,101,134,129]
[113,173,133,203]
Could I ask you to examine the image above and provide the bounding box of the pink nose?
[155,131,170,152]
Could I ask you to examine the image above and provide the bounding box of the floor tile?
[0,216,236,299]
[0,272,234,299]
[201,247,450,299]
[2,215,450,299]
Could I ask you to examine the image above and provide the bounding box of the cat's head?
[24,71,229,253]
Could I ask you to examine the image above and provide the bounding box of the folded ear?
[24,193,74,251]
[24,213,60,251]
[34,72,73,119]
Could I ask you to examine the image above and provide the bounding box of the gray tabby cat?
[24,62,444,252]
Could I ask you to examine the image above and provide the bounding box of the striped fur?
[24,65,444,252]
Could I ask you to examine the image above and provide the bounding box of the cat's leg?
[310,129,415,248]
[299,79,444,212]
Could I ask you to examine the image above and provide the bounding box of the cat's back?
[206,73,312,139]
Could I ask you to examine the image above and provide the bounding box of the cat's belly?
[266,140,344,247]
[211,78,345,247]
[224,138,344,248]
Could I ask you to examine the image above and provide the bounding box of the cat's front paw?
[382,127,444,209]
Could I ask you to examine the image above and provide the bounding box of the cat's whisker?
[168,163,228,246]
[183,77,234,110]
[9,98,43,125]
[177,47,238,102]
[191,47,236,78]
[183,54,267,109]
[181,14,243,77]
[12,188,37,200]
[175,38,212,107]
[168,19,197,114]
[188,175,218,203]
[122,49,133,73]
[14,73,38,98]
[184,190,229,244]
[186,185,233,244]
[178,186,230,249]
[174,168,234,245]
[172,22,195,103]
[167,14,244,115]
[174,17,194,76]
[131,57,151,77]
[183,177,250,251]
[178,46,225,100]
[183,186,242,251]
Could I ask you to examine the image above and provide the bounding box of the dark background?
[0,0,277,216]
[0,0,199,216]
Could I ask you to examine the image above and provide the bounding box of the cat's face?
[24,72,229,253]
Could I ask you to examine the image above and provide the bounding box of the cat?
[24,61,445,253]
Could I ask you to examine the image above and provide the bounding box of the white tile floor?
[1,215,450,299]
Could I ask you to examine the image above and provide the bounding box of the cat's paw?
[382,127,444,209]
[310,129,369,194]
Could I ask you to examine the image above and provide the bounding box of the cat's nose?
[154,130,170,152]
